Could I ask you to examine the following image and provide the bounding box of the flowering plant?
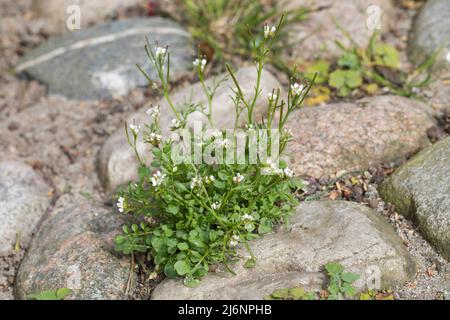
[115,15,314,287]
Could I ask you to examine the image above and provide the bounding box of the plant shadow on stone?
[114,15,316,287]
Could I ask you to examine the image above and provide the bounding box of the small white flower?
[229,235,240,247]
[245,223,255,232]
[446,51,450,62]
[283,167,294,178]
[264,25,277,38]
[170,118,181,130]
[172,166,178,173]
[151,170,166,187]
[242,214,255,221]
[117,197,125,213]
[155,46,167,58]
[267,92,278,100]
[190,176,203,190]
[216,138,231,149]
[129,123,140,135]
[211,130,223,139]
[193,58,207,71]
[148,132,162,145]
[204,175,215,184]
[291,83,305,96]
[146,105,160,118]
[233,172,244,184]
[211,201,221,210]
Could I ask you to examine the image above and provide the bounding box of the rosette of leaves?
[115,15,314,287]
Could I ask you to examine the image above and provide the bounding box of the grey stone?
[280,0,395,61]
[97,67,281,194]
[152,201,417,300]
[380,137,450,260]
[285,95,435,179]
[0,161,51,256]
[409,0,450,73]
[15,201,133,300]
[16,18,193,100]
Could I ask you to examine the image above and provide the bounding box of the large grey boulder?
[409,0,450,73]
[15,201,133,300]
[0,161,51,256]
[16,18,193,100]
[97,67,281,194]
[380,137,450,260]
[152,201,417,300]
[285,95,435,179]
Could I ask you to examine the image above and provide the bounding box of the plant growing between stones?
[114,15,314,287]
[304,31,437,100]
[265,263,360,300]
[171,0,309,70]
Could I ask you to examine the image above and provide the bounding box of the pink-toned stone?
[284,95,435,179]
[15,201,133,300]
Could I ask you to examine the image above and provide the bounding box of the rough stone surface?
[16,18,193,100]
[15,201,133,300]
[0,289,14,300]
[380,137,450,260]
[98,67,281,193]
[409,0,450,73]
[152,201,417,300]
[281,0,395,61]
[32,0,147,34]
[285,95,436,179]
[0,161,51,256]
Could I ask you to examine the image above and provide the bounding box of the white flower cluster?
[155,46,167,58]
[262,159,294,178]
[291,83,305,96]
[229,235,240,247]
[215,138,231,149]
[242,214,255,221]
[190,175,215,190]
[264,25,276,38]
[170,118,181,130]
[211,201,221,210]
[151,170,166,187]
[233,172,244,184]
[267,92,278,100]
[193,58,207,72]
[148,132,162,145]
[146,105,160,118]
[129,123,140,135]
[117,197,125,213]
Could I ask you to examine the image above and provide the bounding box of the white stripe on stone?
[16,27,190,72]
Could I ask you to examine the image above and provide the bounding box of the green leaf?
[243,258,256,269]
[289,287,305,299]
[329,70,346,89]
[271,288,290,299]
[56,288,71,300]
[164,263,178,279]
[337,53,360,69]
[325,262,344,275]
[177,242,189,251]
[167,205,180,215]
[183,276,201,288]
[341,272,360,283]
[345,70,362,88]
[174,260,191,276]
